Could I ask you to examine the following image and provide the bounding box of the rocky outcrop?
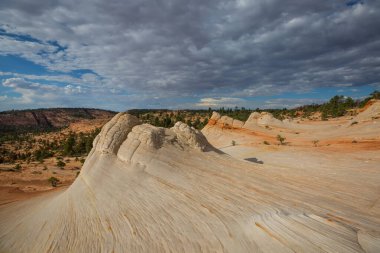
[171,121,208,151]
[351,99,380,123]
[256,112,283,127]
[93,113,141,154]
[207,112,244,129]
[206,111,285,131]
[117,121,209,163]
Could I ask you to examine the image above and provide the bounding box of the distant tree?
[370,90,380,99]
[63,132,75,155]
[186,119,192,127]
[194,117,201,128]
[154,116,160,126]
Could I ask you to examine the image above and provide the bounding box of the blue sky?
[0,0,379,111]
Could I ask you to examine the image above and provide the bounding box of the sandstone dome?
[0,113,379,253]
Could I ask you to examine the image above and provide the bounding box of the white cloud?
[263,98,326,109]
[195,97,246,108]
[64,84,84,94]
[1,77,91,109]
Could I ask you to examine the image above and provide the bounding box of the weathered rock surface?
[1,112,380,253]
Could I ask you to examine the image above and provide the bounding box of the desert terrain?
[0,100,379,252]
[0,108,116,204]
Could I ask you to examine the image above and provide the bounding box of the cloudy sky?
[0,0,379,111]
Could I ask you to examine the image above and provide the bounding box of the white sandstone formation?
[0,112,379,253]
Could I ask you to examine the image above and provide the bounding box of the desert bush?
[57,160,66,169]
[263,141,270,145]
[231,140,236,146]
[277,135,286,145]
[48,177,59,187]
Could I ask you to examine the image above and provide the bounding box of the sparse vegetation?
[13,164,22,172]
[263,141,270,145]
[126,93,379,131]
[312,140,319,147]
[231,140,236,146]
[358,90,380,107]
[57,160,66,169]
[128,109,209,129]
[277,135,286,145]
[48,177,60,187]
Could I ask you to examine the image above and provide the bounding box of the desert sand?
[0,102,379,252]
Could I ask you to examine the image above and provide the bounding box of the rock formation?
[0,112,379,252]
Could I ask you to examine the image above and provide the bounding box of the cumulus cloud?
[196,97,247,108]
[0,0,379,110]
[1,77,89,109]
[64,85,84,94]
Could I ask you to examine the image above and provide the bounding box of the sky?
[0,0,379,111]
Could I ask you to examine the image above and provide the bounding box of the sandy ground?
[0,157,82,204]
[0,118,106,203]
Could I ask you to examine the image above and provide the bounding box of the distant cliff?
[0,108,116,132]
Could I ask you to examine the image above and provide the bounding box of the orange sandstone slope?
[0,112,379,252]
[202,100,380,148]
